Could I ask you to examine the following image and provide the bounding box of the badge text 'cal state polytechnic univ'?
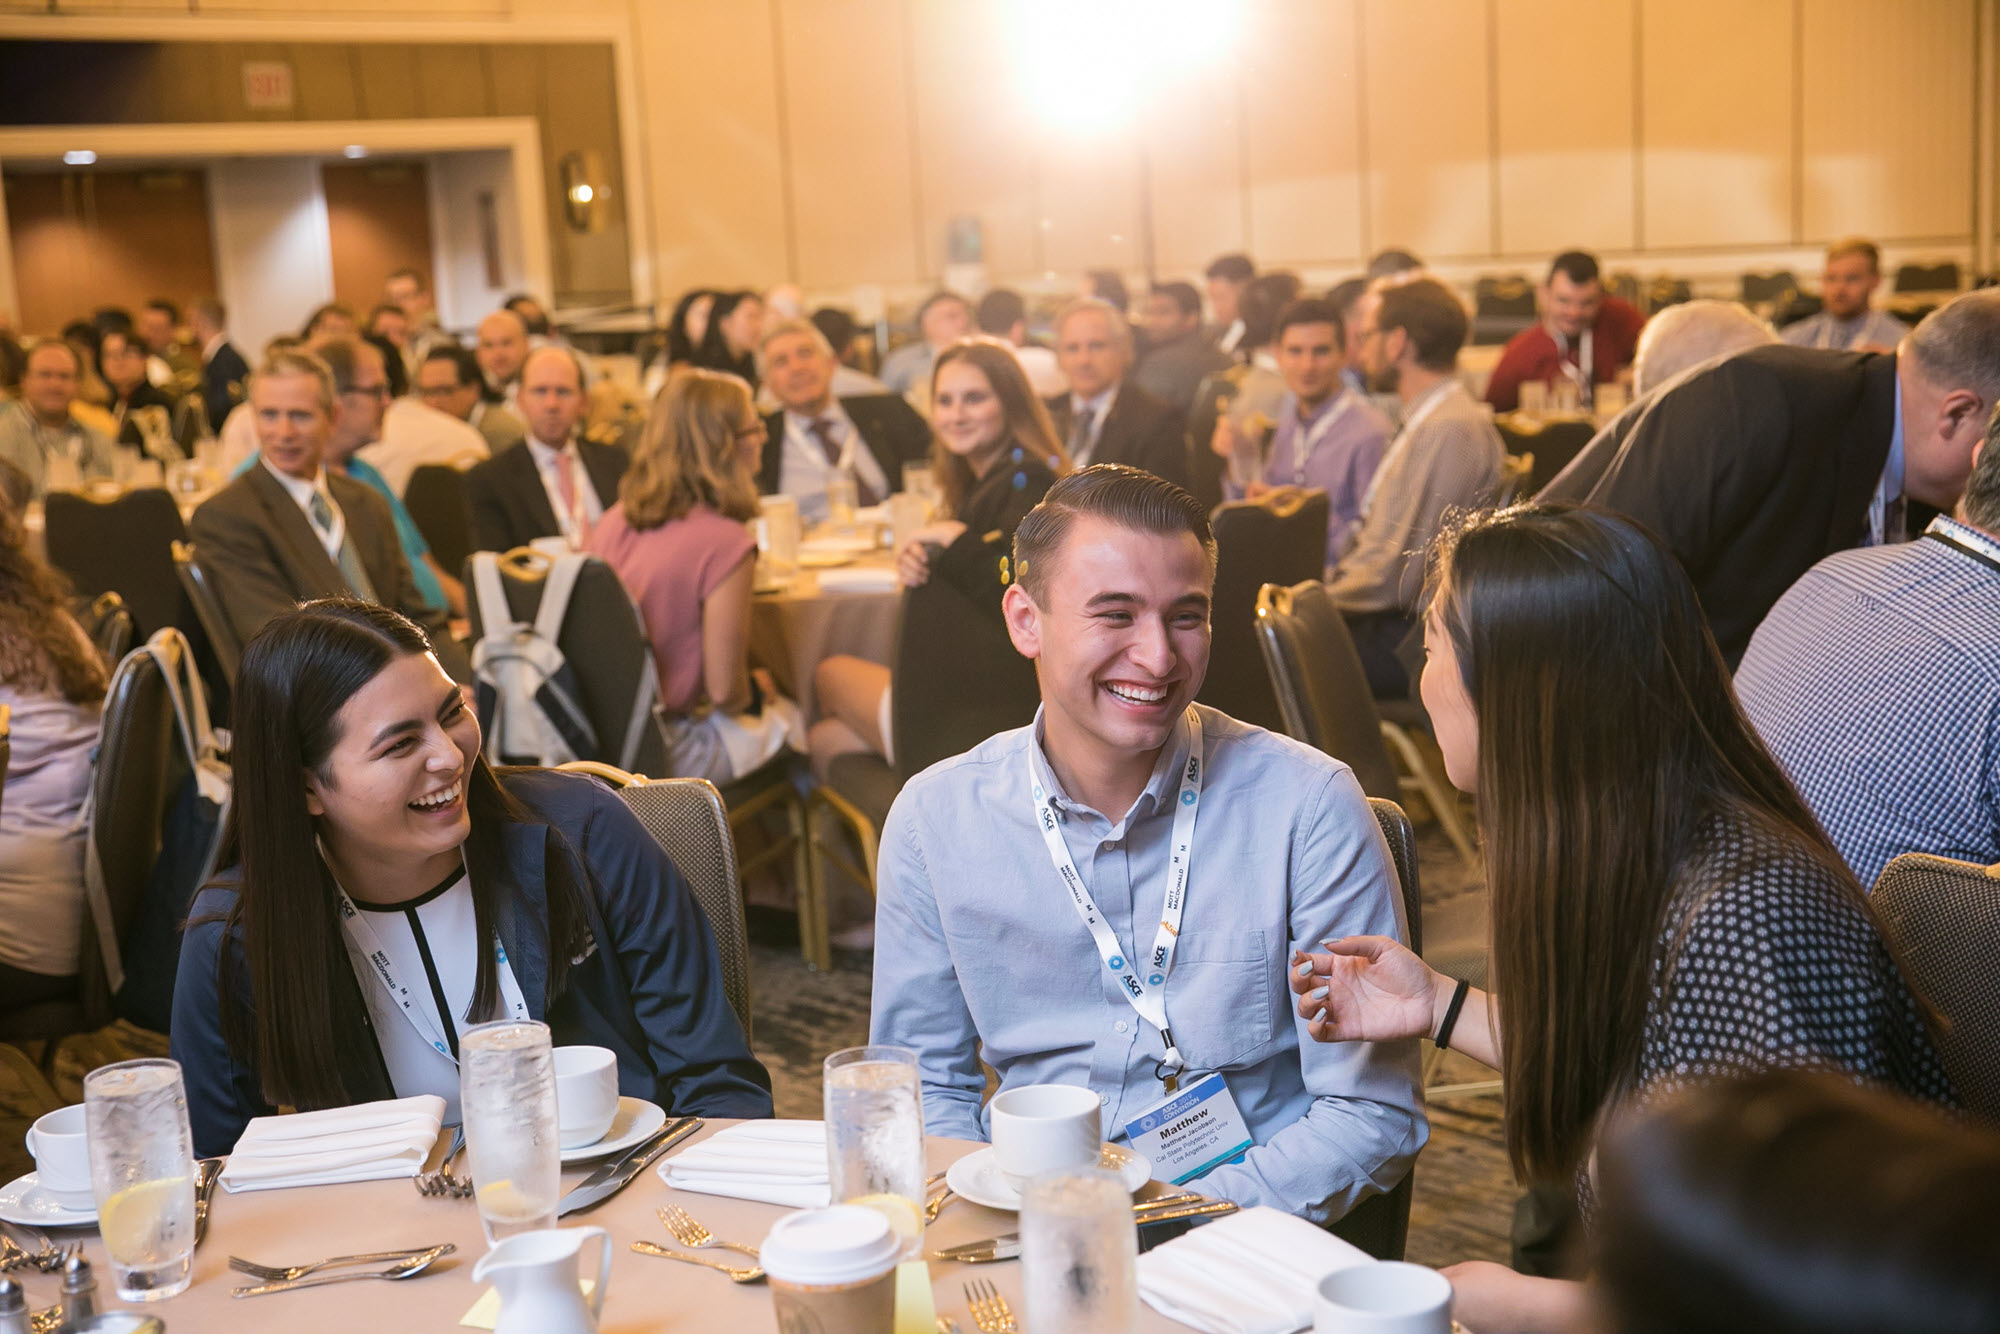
[1122,1072,1253,1185]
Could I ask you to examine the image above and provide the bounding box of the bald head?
[517,343,587,446]
[476,309,531,387]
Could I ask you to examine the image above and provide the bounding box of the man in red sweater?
[1484,250,1646,413]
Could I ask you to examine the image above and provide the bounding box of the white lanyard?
[1549,327,1594,404]
[788,412,860,478]
[333,876,528,1062]
[1029,709,1204,1084]
[1288,389,1360,487]
[1362,380,1460,516]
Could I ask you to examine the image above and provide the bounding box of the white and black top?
[335,867,531,1120]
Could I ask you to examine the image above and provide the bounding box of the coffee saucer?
[944,1142,1153,1212]
[559,1097,665,1163]
[0,1172,97,1226]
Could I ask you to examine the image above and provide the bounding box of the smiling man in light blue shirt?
[869,465,1424,1223]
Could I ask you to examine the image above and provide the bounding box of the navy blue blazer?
[171,769,773,1155]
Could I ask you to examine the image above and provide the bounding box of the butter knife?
[556,1116,701,1217]
[929,1199,1239,1263]
[193,1157,225,1249]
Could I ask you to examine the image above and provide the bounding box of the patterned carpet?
[0,820,1511,1268]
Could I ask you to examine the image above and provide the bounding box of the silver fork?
[657,1204,762,1259]
[413,1125,472,1199]
[964,1278,1017,1333]
[230,1242,458,1283]
[45,1242,81,1272]
[3,1224,66,1274]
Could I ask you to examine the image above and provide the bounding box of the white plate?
[0,1172,97,1226]
[944,1143,1152,1212]
[559,1097,666,1164]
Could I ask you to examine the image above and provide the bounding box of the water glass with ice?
[825,472,860,531]
[1020,1168,1138,1334]
[823,1045,926,1250]
[461,1019,562,1244]
[83,1058,196,1302]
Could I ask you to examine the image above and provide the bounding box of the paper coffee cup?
[26,1105,94,1207]
[1313,1261,1454,1333]
[761,1205,902,1334]
[989,1084,1102,1190]
[553,1046,620,1149]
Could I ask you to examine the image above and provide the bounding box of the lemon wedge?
[846,1192,924,1244]
[99,1176,190,1262]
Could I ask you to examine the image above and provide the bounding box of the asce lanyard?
[1550,326,1594,396]
[1289,390,1360,487]
[1030,708,1203,1088]
[335,881,527,1063]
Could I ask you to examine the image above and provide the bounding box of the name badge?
[1121,1073,1253,1186]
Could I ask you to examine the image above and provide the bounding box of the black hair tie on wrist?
[1433,977,1471,1052]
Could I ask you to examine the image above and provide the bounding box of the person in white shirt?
[356,391,491,497]
[462,346,628,554]
[1781,238,1911,353]
[755,318,933,524]
[975,289,1066,398]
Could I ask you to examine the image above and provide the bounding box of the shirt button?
[1099,1094,1110,1106]
[1101,841,1116,851]
[1115,1020,1129,1033]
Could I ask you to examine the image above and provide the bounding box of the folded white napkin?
[1136,1205,1370,1334]
[220,1095,447,1194]
[813,565,900,593]
[659,1119,831,1209]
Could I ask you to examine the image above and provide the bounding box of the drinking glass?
[1020,1168,1138,1334]
[83,1059,195,1302]
[825,472,860,532]
[1516,380,1548,416]
[759,494,803,572]
[901,463,938,509]
[461,1019,561,1244]
[823,1045,927,1253]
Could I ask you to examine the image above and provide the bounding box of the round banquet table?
[748,554,902,722]
[7,1119,1198,1332]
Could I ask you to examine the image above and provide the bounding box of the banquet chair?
[1496,416,1596,496]
[466,549,808,917]
[1738,271,1799,305]
[1893,260,1961,294]
[802,575,1042,970]
[1645,277,1693,314]
[0,702,8,819]
[1471,275,1538,346]
[404,464,473,580]
[553,762,754,1043]
[44,485,189,642]
[1254,580,1478,870]
[171,541,241,687]
[78,591,135,667]
[1199,490,1331,733]
[1494,453,1535,507]
[1871,853,2000,1119]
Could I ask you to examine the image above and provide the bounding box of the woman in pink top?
[588,369,789,783]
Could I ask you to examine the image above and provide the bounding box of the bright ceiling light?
[343,145,367,159]
[1011,0,1241,136]
[63,150,96,166]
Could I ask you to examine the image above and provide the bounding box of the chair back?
[1645,277,1693,314]
[171,541,242,686]
[1893,260,1961,294]
[558,763,754,1043]
[1200,491,1332,733]
[464,549,668,775]
[404,464,474,579]
[1253,581,1399,801]
[1495,416,1596,495]
[1471,275,1537,346]
[1368,798,1422,956]
[888,574,1043,783]
[1738,270,1799,305]
[0,703,9,819]
[1871,853,2000,1118]
[44,487,189,641]
[80,592,135,666]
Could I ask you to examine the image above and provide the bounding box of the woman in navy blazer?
[170,598,771,1157]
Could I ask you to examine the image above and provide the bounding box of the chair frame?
[171,540,242,686]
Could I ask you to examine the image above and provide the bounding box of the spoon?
[631,1240,764,1283]
[229,1245,452,1297]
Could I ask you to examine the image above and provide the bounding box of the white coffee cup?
[1313,1261,1454,1333]
[552,1045,620,1149]
[26,1104,94,1207]
[988,1084,1102,1191]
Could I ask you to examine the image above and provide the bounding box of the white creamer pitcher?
[471,1226,611,1334]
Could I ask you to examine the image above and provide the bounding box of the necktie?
[1068,404,1098,466]
[309,489,378,601]
[809,416,879,506]
[553,450,589,544]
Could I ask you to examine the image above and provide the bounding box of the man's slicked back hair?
[1012,464,1216,603]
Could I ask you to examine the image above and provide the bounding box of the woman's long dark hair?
[1430,505,1861,1184]
[691,290,759,386]
[665,288,716,366]
[0,499,106,704]
[216,599,589,1113]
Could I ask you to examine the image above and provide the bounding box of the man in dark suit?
[189,297,249,435]
[1541,290,2000,664]
[1044,297,1189,489]
[462,345,627,554]
[757,317,931,524]
[189,346,467,680]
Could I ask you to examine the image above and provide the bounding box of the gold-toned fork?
[964,1278,1017,1333]
[925,1187,958,1222]
[657,1204,762,1259]
[631,1240,764,1283]
[413,1126,472,1199]
[937,1318,961,1334]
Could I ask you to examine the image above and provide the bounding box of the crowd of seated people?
[4,231,1995,1327]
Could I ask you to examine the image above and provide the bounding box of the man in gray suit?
[190,346,468,680]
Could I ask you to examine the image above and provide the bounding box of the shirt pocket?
[1163,928,1278,1071]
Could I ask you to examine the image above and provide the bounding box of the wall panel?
[1494,0,1635,255]
[1360,0,1493,260]
[1241,0,1365,268]
[1142,59,1245,273]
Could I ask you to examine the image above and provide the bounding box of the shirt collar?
[1027,704,1192,828]
[1070,384,1118,419]
[1288,389,1345,429]
[261,457,329,509]
[1929,513,2000,564]
[527,434,575,467]
[786,398,851,432]
[1885,373,1906,505]
[202,332,226,361]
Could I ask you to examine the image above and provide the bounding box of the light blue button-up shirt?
[870,704,1426,1222]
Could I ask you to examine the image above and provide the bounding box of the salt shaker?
[0,1276,29,1334]
[58,1254,97,1329]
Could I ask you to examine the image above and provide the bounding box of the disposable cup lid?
[759,1206,901,1286]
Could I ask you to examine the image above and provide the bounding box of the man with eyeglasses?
[415,344,528,455]
[347,347,492,498]
[193,342,469,678]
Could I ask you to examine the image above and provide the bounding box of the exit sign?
[242,62,295,112]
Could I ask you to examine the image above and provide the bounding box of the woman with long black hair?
[1291,504,1953,1333]
[171,599,771,1156]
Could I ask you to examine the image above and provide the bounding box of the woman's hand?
[895,521,967,588]
[1441,1264,1598,1334]
[1290,935,1442,1044]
